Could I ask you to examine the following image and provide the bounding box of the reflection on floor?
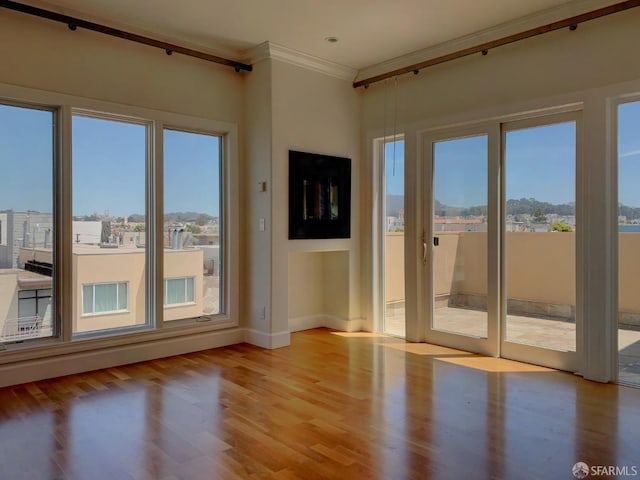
[2,328,640,479]
[385,305,640,386]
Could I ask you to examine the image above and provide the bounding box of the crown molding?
[355,0,625,83]
[245,41,357,81]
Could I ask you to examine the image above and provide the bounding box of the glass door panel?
[432,135,489,338]
[618,100,640,387]
[503,120,577,353]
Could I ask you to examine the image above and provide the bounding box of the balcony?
[384,231,640,386]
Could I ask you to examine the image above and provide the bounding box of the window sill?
[0,315,238,366]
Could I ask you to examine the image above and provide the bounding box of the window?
[72,114,147,333]
[163,128,222,321]
[164,277,195,306]
[18,289,52,319]
[0,86,237,360]
[82,282,128,315]
[382,139,406,337]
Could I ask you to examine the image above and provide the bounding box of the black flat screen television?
[288,150,351,239]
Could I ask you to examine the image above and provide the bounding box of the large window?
[0,103,55,342]
[82,282,128,315]
[0,87,236,366]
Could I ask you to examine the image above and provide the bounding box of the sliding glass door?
[422,112,580,371]
[501,114,579,372]
[423,126,499,356]
[617,99,640,387]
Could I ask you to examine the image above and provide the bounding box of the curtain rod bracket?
[482,49,488,56]
[569,24,578,30]
[165,49,173,56]
[67,23,76,31]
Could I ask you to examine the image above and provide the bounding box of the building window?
[82,282,128,315]
[164,277,195,306]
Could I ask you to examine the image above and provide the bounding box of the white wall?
[361,9,640,132]
[0,9,243,121]
[270,59,362,335]
[242,58,273,335]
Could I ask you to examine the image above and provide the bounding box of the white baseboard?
[244,328,291,349]
[289,315,366,333]
[0,327,244,388]
[0,322,361,387]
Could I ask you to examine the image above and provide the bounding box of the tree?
[533,208,547,223]
[551,221,573,232]
[196,214,211,226]
[185,224,201,234]
[134,224,145,232]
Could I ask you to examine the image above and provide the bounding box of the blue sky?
[72,117,220,218]
[2,102,640,215]
[0,105,53,211]
[619,101,640,207]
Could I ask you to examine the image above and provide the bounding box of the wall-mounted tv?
[288,150,351,239]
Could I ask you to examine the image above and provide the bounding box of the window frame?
[162,126,225,319]
[0,82,239,363]
[0,99,58,345]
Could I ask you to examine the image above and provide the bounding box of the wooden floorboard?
[0,328,638,479]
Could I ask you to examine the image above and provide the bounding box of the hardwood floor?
[0,328,639,479]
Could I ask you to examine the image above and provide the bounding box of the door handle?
[423,240,428,265]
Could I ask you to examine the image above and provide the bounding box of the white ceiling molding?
[245,41,357,81]
[355,0,625,82]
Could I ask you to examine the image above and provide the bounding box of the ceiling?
[19,0,601,71]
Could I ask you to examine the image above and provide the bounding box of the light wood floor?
[1,328,639,480]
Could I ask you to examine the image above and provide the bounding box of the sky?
[619,101,640,207]
[0,105,222,218]
[2,101,640,215]
[383,115,640,209]
[0,104,53,211]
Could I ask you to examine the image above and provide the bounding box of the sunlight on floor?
[383,342,468,356]
[331,332,390,338]
[436,356,554,373]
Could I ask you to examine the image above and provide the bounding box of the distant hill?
[386,195,404,216]
[125,212,216,224]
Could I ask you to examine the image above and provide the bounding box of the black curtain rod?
[354,0,640,88]
[0,0,252,73]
